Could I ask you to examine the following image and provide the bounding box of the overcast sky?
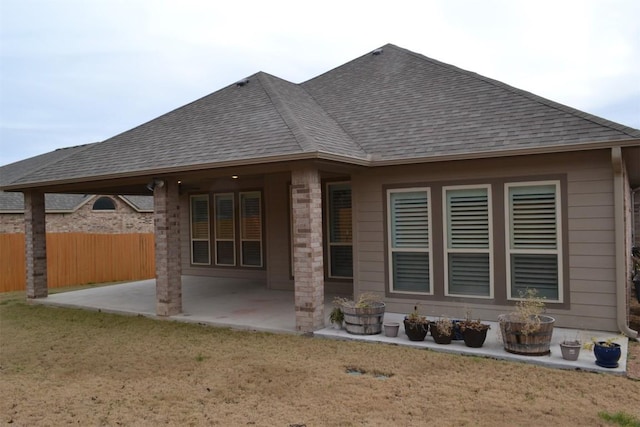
[1,0,639,166]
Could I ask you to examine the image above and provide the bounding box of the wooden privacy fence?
[0,233,155,292]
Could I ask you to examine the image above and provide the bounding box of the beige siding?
[265,172,294,290]
[352,149,618,331]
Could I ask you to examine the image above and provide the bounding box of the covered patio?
[33,277,629,375]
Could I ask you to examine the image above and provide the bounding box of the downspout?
[611,146,639,339]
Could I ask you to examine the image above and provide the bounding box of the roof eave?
[0,151,372,192]
[369,138,640,167]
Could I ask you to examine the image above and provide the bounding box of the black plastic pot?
[403,318,429,341]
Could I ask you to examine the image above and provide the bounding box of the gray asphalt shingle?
[3,44,638,189]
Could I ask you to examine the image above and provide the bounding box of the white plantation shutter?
[240,192,262,267]
[388,190,431,293]
[447,190,489,248]
[190,195,210,265]
[215,193,235,266]
[390,192,430,248]
[444,187,491,297]
[328,183,353,278]
[507,183,560,301]
[510,187,557,249]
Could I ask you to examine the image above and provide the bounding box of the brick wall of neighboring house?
[0,196,153,234]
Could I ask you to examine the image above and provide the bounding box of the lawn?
[1,292,639,426]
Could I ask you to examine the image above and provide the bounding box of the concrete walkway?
[36,276,628,375]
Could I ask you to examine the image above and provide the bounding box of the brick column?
[24,191,48,298]
[153,180,182,316]
[291,167,325,332]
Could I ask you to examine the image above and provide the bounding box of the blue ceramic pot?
[593,342,621,368]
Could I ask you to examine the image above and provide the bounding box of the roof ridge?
[256,72,318,152]
[298,81,369,158]
[390,44,640,138]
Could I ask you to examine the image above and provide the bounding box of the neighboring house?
[2,44,638,336]
[0,192,153,234]
[0,148,153,233]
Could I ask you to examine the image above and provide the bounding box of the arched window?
[92,196,116,211]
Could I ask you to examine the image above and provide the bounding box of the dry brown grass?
[1,291,639,426]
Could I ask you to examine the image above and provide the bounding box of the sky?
[1,0,639,167]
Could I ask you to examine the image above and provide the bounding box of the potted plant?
[586,337,622,368]
[559,339,582,361]
[329,303,344,329]
[334,293,385,335]
[430,316,455,344]
[498,289,555,356]
[403,305,429,341]
[458,311,490,348]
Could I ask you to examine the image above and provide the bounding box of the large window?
[190,195,211,265]
[327,183,353,278]
[443,186,492,298]
[506,182,562,301]
[387,188,432,294]
[190,192,263,268]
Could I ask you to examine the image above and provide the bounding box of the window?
[506,182,562,301]
[443,186,492,298]
[92,196,116,210]
[190,195,210,265]
[214,193,235,266]
[240,191,263,267]
[327,183,353,278]
[387,188,432,294]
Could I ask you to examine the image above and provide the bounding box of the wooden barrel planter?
[342,302,385,335]
[498,314,555,356]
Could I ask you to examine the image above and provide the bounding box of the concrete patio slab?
[35,277,628,375]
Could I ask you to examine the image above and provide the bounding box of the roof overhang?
[2,139,638,194]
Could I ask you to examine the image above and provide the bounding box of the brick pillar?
[291,167,325,332]
[153,179,182,316]
[24,191,48,298]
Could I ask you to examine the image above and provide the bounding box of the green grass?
[599,411,640,427]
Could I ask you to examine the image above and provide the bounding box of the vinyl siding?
[352,149,618,331]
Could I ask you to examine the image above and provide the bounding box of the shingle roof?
[3,44,639,190]
[0,145,152,212]
[302,44,640,161]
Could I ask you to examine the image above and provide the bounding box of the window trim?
[386,187,434,296]
[189,194,211,265]
[505,180,563,302]
[442,184,494,299]
[325,181,353,279]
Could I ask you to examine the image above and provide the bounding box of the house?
[2,44,638,336]
[0,147,153,233]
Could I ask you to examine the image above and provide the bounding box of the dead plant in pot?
[458,310,491,348]
[403,305,429,341]
[498,288,555,356]
[430,315,454,344]
[335,293,385,335]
